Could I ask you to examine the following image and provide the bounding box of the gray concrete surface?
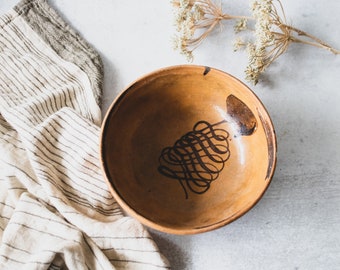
[1,0,339,269]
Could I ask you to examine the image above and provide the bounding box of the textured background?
[1,1,339,269]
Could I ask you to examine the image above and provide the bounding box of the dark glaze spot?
[226,95,257,136]
[203,66,211,76]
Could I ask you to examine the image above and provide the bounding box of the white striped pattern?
[0,5,169,270]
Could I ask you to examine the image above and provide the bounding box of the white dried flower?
[234,18,248,33]
[233,37,246,51]
[172,0,243,62]
[245,0,276,84]
[172,0,206,61]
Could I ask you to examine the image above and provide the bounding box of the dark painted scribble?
[158,94,257,199]
[158,120,230,199]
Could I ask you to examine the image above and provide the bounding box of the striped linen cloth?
[0,0,170,269]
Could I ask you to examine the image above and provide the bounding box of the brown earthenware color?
[100,65,277,235]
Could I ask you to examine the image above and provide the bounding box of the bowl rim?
[99,64,277,235]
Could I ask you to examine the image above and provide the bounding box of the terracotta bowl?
[100,65,276,234]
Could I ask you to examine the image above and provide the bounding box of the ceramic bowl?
[100,65,277,234]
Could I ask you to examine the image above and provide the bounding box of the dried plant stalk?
[245,0,340,84]
[172,0,340,84]
[172,0,251,61]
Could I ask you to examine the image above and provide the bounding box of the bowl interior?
[100,66,276,234]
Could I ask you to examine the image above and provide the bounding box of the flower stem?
[287,25,340,54]
[223,15,253,20]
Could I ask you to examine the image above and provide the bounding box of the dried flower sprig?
[245,0,340,84]
[172,0,340,84]
[245,0,289,84]
[172,0,251,61]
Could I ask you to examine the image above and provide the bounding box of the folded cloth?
[0,0,170,269]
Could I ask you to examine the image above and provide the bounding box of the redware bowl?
[100,65,277,234]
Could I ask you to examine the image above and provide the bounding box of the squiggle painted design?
[158,120,230,199]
